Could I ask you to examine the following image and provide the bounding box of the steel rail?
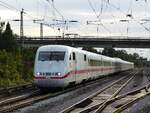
[0,90,40,106]
[113,92,150,113]
[113,85,150,113]
[0,83,33,95]
[94,74,135,113]
[78,81,150,113]
[61,71,135,113]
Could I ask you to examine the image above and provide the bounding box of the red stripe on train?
[34,67,114,80]
[34,76,46,79]
[50,67,114,79]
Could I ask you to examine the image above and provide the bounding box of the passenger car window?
[73,52,76,60]
[84,55,86,61]
[69,55,71,60]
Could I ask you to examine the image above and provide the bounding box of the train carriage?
[34,45,134,89]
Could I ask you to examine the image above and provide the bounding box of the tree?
[0,22,5,34]
[102,48,116,57]
[102,47,150,67]
[82,46,98,53]
[0,22,5,47]
[0,22,17,51]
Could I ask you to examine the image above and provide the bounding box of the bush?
[0,50,26,87]
[0,22,36,88]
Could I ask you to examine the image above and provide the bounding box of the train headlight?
[55,72,61,76]
[58,72,61,76]
[36,72,40,76]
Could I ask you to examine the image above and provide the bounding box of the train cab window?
[84,55,87,61]
[73,52,76,60]
[38,51,65,61]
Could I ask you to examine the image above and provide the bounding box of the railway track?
[0,71,132,113]
[60,70,147,113]
[0,83,33,95]
[0,83,37,99]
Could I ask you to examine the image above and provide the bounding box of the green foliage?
[83,47,150,67]
[21,48,37,82]
[0,22,5,34]
[0,22,36,88]
[0,22,17,52]
[0,48,37,88]
[102,48,116,57]
[0,50,25,87]
[102,47,150,67]
[82,46,100,54]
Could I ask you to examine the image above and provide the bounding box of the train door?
[69,52,76,83]
[72,52,77,82]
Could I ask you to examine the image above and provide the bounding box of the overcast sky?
[0,0,150,60]
[0,0,150,37]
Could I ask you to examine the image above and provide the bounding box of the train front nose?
[34,72,65,88]
[34,50,67,88]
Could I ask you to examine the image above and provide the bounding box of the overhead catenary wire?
[43,2,48,20]
[87,0,111,34]
[127,0,133,15]
[0,0,150,37]
[37,0,68,35]
[103,0,150,33]
[0,0,56,30]
[43,0,78,36]
[0,3,13,11]
[99,0,104,18]
[0,0,21,12]
[0,0,39,21]
[126,0,133,37]
[109,6,123,36]
[45,0,65,21]
[35,0,71,37]
[36,0,54,22]
[0,0,59,38]
[0,0,73,38]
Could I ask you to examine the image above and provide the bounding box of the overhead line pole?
[33,19,44,39]
[40,23,43,39]
[20,8,24,48]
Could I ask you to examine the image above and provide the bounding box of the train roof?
[37,45,72,51]
[37,45,133,64]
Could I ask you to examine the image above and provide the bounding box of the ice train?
[34,45,134,88]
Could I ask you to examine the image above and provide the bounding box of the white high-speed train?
[34,45,134,88]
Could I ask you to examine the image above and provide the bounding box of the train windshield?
[38,51,65,61]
